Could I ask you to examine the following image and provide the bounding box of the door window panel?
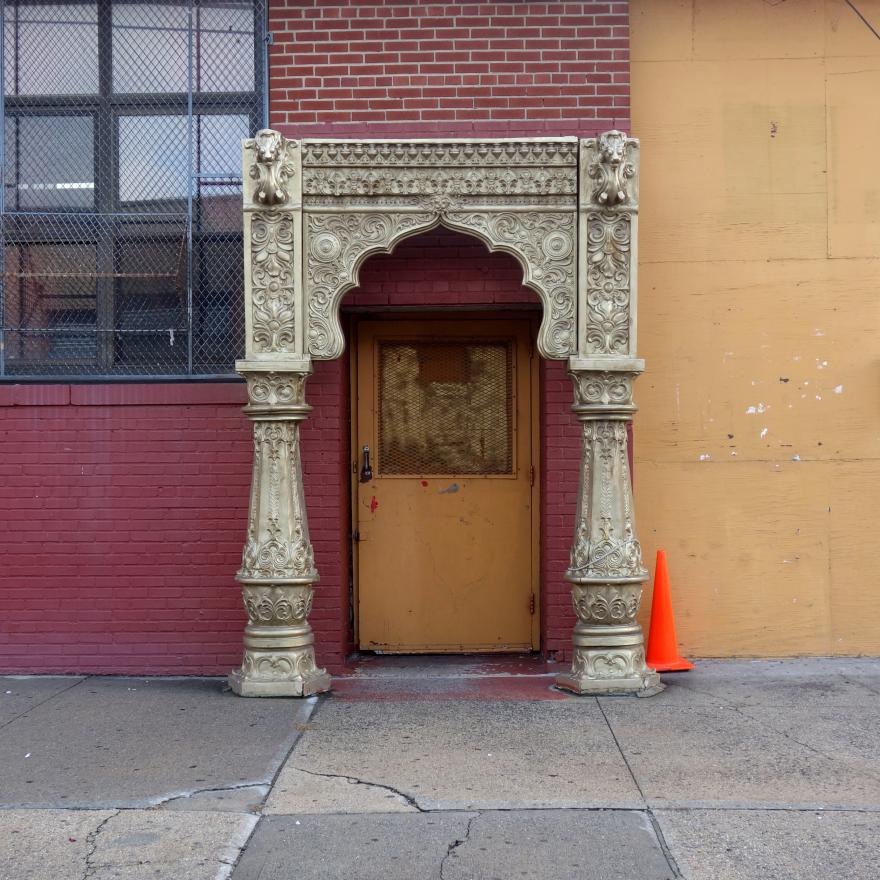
[378,341,514,476]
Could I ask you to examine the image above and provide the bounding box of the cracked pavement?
[1,659,880,879]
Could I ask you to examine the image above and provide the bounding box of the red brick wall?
[270,0,630,136]
[0,384,251,675]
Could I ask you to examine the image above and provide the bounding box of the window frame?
[0,0,267,380]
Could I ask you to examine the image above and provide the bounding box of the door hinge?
[528,465,535,487]
[351,529,360,544]
[529,594,536,615]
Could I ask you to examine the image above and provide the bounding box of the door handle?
[359,444,373,483]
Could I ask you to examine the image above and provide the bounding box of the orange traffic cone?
[646,549,694,672]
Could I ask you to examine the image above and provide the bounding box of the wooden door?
[355,317,538,652]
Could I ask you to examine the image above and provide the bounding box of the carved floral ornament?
[242,131,639,364]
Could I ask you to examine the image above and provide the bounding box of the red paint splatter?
[370,496,378,513]
[421,480,428,487]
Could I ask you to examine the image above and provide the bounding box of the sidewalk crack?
[154,781,267,809]
[82,809,118,880]
[439,812,477,880]
[293,766,425,812]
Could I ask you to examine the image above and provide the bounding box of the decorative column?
[555,131,661,695]
[229,130,330,697]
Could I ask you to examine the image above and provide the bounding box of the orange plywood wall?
[630,0,880,655]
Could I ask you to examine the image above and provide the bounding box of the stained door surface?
[355,318,537,652]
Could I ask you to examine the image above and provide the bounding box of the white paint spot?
[751,380,758,386]
[745,402,768,414]
[792,454,801,461]
[699,454,711,461]
[814,329,825,336]
[746,406,756,414]
[793,355,802,361]
[833,384,844,394]
[815,395,822,401]
[760,428,768,438]
[730,450,737,456]
[817,360,828,369]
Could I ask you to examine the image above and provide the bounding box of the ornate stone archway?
[229,129,661,698]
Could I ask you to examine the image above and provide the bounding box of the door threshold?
[342,652,561,679]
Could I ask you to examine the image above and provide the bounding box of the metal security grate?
[0,0,267,378]
[378,341,514,476]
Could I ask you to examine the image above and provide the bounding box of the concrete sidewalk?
[1,660,879,879]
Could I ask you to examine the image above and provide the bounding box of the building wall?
[269,0,629,136]
[631,0,880,655]
[0,0,630,674]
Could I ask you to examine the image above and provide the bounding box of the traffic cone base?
[646,549,694,673]
[649,657,694,673]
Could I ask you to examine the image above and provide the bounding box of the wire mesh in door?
[378,340,514,477]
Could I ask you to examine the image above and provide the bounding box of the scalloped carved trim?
[444,211,576,359]
[306,212,437,359]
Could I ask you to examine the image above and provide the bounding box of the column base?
[228,648,331,698]
[555,647,664,697]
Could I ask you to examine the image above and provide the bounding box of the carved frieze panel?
[301,138,580,361]
[571,369,634,408]
[572,584,642,625]
[245,372,307,407]
[250,212,297,354]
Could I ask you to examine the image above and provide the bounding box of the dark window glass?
[4,4,99,96]
[14,116,95,209]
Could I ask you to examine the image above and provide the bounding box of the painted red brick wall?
[271,0,630,136]
[0,384,251,675]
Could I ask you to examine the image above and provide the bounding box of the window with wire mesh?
[378,341,514,477]
[1,1,266,377]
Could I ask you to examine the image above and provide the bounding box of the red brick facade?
[270,0,629,136]
[0,0,629,674]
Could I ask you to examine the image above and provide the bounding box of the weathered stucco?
[631,0,880,655]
